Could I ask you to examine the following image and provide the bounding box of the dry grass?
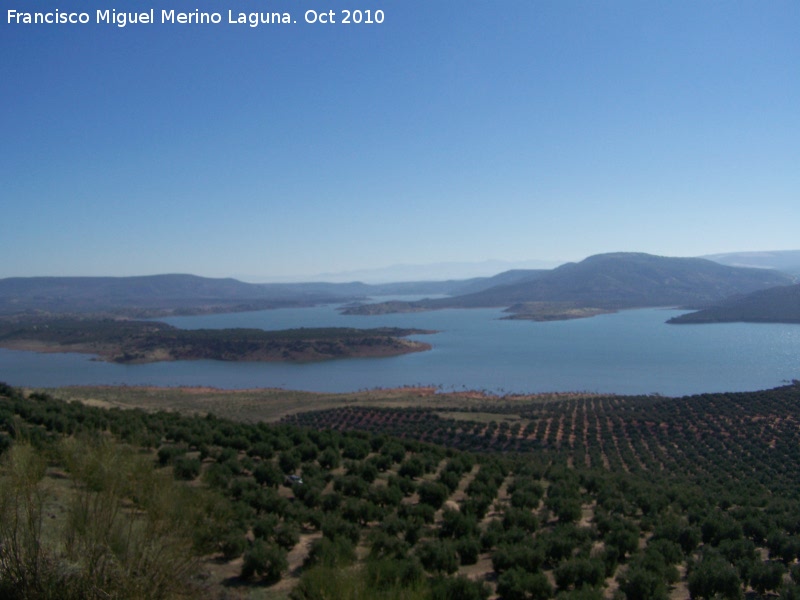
[37,385,596,424]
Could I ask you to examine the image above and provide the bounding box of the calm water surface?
[1,305,798,396]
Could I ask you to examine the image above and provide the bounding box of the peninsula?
[0,317,433,363]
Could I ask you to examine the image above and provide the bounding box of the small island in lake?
[501,302,615,321]
[0,317,434,363]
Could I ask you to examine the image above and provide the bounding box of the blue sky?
[2,1,798,280]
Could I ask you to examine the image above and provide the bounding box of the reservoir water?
[1,305,799,396]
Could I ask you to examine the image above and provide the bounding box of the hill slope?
[448,268,549,295]
[7,382,800,598]
[464,252,794,308]
[0,274,352,315]
[344,252,795,316]
[668,283,800,324]
[0,274,504,316]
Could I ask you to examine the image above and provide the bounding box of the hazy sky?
[3,1,798,280]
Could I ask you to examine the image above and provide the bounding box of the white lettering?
[162,9,221,24]
[8,9,89,24]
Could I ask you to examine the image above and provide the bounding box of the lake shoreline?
[1,308,798,397]
[0,336,432,365]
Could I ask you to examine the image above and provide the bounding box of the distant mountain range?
[0,274,344,315]
[343,253,795,318]
[703,250,800,276]
[306,258,562,283]
[449,252,793,308]
[2,252,797,322]
[0,272,539,316]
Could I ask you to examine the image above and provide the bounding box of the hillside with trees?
[4,253,794,323]
[3,381,800,599]
[0,273,540,317]
[0,274,337,315]
[668,283,800,324]
[0,317,433,363]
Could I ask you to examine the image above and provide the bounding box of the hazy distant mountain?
[5,254,794,319]
[704,250,800,276]
[362,279,487,296]
[0,274,365,315]
[344,253,795,315]
[0,273,495,315]
[668,283,800,324]
[447,269,549,296]
[452,253,795,309]
[281,278,514,297]
[310,259,562,284]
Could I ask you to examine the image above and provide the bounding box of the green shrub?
[220,531,247,560]
[305,536,356,568]
[416,540,459,575]
[274,522,300,550]
[430,575,490,600]
[456,536,481,565]
[497,568,553,600]
[241,539,287,583]
[172,456,201,480]
[619,565,669,600]
[687,551,743,600]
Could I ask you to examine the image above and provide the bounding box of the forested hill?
[0,317,433,363]
[0,274,349,315]
[344,252,795,316]
[3,254,794,319]
[668,283,800,324]
[0,273,537,316]
[446,268,549,295]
